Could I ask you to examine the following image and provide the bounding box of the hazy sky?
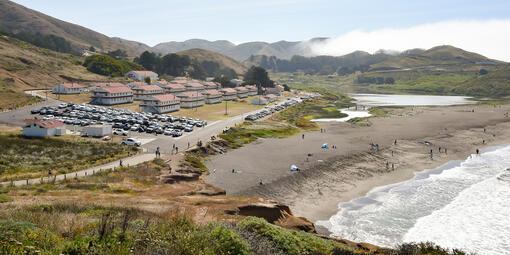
[11,0,510,60]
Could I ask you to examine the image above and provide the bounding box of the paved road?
[0,153,156,187]
[0,90,62,126]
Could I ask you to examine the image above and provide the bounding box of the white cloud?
[307,20,510,61]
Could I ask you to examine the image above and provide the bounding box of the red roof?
[265,87,280,92]
[220,88,237,94]
[202,89,222,96]
[127,82,146,87]
[265,94,278,99]
[133,85,164,91]
[25,119,65,128]
[177,91,203,98]
[95,86,133,94]
[245,85,257,90]
[166,83,186,90]
[172,79,188,84]
[236,87,248,92]
[149,94,179,102]
[154,80,169,85]
[94,82,125,88]
[60,83,83,89]
[185,82,205,88]
[203,81,218,87]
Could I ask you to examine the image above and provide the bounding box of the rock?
[161,173,200,184]
[235,200,317,233]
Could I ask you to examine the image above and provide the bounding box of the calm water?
[351,94,476,106]
[311,94,476,122]
[317,145,510,254]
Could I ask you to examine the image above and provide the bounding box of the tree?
[243,66,274,88]
[479,69,488,75]
[144,76,151,84]
[107,49,128,60]
[83,54,142,77]
[213,77,236,88]
[135,51,159,70]
[385,77,395,84]
[89,46,96,52]
[282,84,291,91]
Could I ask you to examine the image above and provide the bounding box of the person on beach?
[259,179,263,185]
[120,159,123,167]
[232,169,235,173]
[476,149,480,155]
[176,147,179,153]
[302,134,305,139]
[445,148,448,155]
[320,128,323,133]
[386,161,389,169]
[439,147,441,153]
[394,139,397,145]
[483,140,485,144]
[376,144,379,151]
[392,163,395,170]
[430,150,434,160]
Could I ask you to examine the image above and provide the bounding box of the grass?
[0,87,42,111]
[0,194,13,203]
[273,87,353,129]
[36,91,92,104]
[0,134,137,181]
[170,96,265,120]
[219,121,300,149]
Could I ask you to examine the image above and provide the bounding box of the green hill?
[453,66,510,97]
[0,0,147,56]
[177,48,248,75]
[370,45,504,71]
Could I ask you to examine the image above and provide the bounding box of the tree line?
[356,76,395,84]
[248,53,394,76]
[83,54,144,77]
[134,51,238,81]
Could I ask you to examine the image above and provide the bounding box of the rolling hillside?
[177,48,248,75]
[0,0,145,56]
[154,39,310,61]
[454,66,510,97]
[370,45,504,71]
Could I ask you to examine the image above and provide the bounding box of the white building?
[162,83,187,94]
[235,86,249,98]
[125,71,159,81]
[141,94,181,114]
[132,85,165,100]
[230,79,244,86]
[176,91,205,108]
[265,94,278,102]
[203,81,219,90]
[219,88,237,101]
[83,125,112,137]
[184,82,205,92]
[201,89,223,104]
[23,119,66,137]
[91,85,134,105]
[245,85,258,96]
[126,81,147,89]
[52,83,83,94]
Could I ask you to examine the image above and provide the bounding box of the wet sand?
[205,104,510,222]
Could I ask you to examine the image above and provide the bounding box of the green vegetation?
[0,135,137,181]
[134,50,239,80]
[0,30,73,54]
[273,87,353,128]
[244,66,274,88]
[238,217,360,255]
[0,194,13,203]
[219,122,300,149]
[0,203,252,255]
[83,54,144,77]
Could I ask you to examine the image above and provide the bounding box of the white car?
[120,138,141,147]
[113,129,128,136]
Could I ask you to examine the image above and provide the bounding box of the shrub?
[0,194,13,203]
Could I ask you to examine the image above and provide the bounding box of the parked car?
[113,129,128,136]
[120,138,141,146]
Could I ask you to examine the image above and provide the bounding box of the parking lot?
[4,94,316,154]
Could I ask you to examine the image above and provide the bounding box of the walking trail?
[1,153,156,187]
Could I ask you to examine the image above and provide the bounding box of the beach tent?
[290,165,299,171]
[321,143,329,149]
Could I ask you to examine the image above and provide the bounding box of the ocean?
[317,144,510,255]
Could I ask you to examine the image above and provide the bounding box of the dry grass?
[37,91,92,104]
[171,96,264,120]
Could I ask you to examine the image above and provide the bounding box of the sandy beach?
[205,104,510,223]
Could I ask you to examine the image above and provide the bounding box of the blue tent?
[290,165,299,171]
[321,143,329,149]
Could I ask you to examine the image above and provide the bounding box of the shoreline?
[205,103,510,225]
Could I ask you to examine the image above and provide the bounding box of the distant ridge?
[153,39,317,61]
